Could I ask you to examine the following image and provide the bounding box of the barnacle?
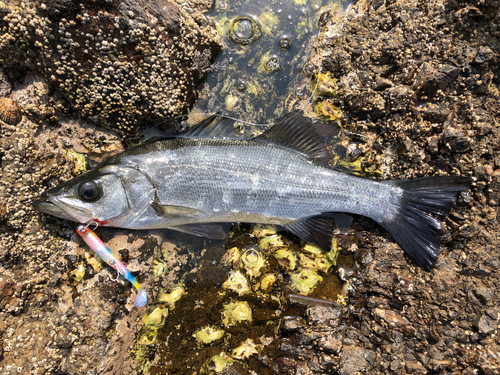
[203,354,232,373]
[273,248,299,271]
[222,270,250,296]
[221,246,241,268]
[64,149,87,175]
[232,338,258,359]
[315,99,341,122]
[240,246,265,278]
[142,307,169,327]
[138,327,158,346]
[314,72,337,98]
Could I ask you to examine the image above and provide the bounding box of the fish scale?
[127,139,393,226]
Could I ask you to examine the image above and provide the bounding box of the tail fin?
[380,176,470,270]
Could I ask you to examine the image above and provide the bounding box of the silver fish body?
[34,113,469,270]
[113,138,393,228]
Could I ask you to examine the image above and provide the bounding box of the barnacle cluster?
[0,2,222,131]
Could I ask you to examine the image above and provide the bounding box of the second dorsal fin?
[254,112,327,158]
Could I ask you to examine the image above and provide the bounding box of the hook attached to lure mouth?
[76,224,148,308]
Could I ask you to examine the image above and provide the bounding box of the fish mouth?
[32,192,91,222]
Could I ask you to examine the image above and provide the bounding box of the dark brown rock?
[374,76,394,91]
[323,50,352,78]
[474,46,495,64]
[414,63,461,97]
[387,85,415,112]
[421,104,450,123]
[345,92,385,120]
[0,0,222,131]
[405,360,427,373]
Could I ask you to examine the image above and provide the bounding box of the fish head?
[33,164,156,226]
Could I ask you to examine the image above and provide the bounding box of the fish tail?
[379,176,470,270]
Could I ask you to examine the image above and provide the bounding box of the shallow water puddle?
[186,0,354,128]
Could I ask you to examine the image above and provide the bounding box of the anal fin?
[283,213,354,250]
[283,216,335,250]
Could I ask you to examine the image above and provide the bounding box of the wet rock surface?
[1,0,500,374]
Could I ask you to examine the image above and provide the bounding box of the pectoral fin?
[151,203,205,219]
[167,224,226,240]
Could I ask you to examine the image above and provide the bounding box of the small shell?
[0,98,22,125]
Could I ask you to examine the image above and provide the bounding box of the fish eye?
[78,182,102,202]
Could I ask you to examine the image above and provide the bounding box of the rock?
[474,46,495,64]
[373,308,412,329]
[281,316,307,332]
[55,328,74,349]
[387,85,415,112]
[345,91,385,120]
[405,360,427,373]
[323,49,352,78]
[0,69,11,96]
[414,63,461,97]
[276,357,298,374]
[485,307,499,320]
[371,0,385,11]
[317,332,343,354]
[278,338,312,358]
[306,305,342,325]
[427,135,439,154]
[339,345,372,375]
[0,0,222,131]
[421,104,450,123]
[374,76,393,91]
[476,314,496,335]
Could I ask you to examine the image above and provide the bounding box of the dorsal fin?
[254,112,327,158]
[180,114,253,140]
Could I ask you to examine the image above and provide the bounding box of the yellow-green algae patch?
[158,286,186,309]
[142,307,169,327]
[194,326,226,345]
[290,269,323,295]
[222,301,253,326]
[69,263,86,284]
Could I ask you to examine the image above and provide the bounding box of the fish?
[76,224,148,307]
[33,112,470,270]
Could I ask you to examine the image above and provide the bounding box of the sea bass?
[33,113,469,270]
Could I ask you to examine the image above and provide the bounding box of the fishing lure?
[76,224,148,308]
